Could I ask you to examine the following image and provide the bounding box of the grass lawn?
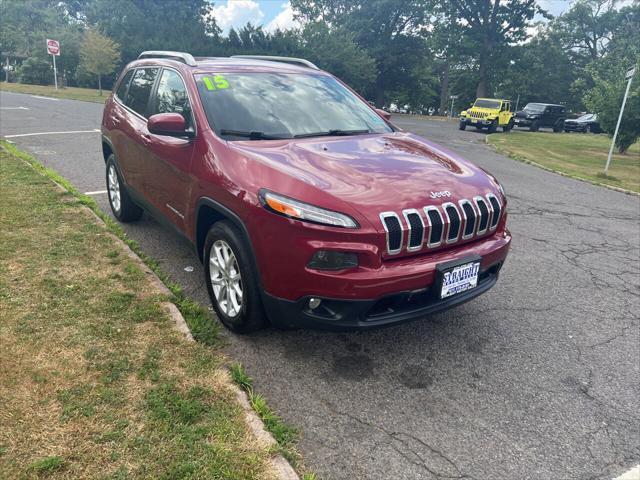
[487,131,640,193]
[0,144,277,479]
[0,82,107,103]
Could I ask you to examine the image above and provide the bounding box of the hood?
[230,132,500,228]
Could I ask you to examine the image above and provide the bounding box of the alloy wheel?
[107,164,121,213]
[209,240,243,317]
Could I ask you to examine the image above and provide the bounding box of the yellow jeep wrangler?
[459,98,514,133]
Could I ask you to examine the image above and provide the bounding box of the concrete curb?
[11,150,298,480]
[484,135,639,197]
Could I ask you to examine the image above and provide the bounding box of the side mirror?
[375,108,391,121]
[148,113,193,138]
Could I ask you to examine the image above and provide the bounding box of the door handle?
[141,134,152,146]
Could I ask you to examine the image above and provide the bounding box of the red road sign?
[47,39,60,56]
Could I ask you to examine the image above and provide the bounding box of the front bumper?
[264,260,503,330]
[514,118,533,127]
[563,123,584,132]
[261,228,511,329]
[460,117,493,126]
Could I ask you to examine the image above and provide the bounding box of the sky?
[207,1,615,35]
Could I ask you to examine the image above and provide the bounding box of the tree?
[291,0,435,106]
[449,0,544,97]
[17,57,52,85]
[583,3,640,153]
[79,29,119,94]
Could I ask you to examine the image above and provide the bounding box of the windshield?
[473,99,501,109]
[195,73,392,139]
[523,103,545,113]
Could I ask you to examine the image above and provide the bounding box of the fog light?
[309,298,321,310]
[307,250,358,270]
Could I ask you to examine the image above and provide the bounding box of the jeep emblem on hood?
[430,190,452,199]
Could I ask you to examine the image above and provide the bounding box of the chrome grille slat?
[380,212,403,255]
[403,209,424,251]
[380,193,502,255]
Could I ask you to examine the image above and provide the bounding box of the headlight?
[260,190,358,228]
[527,114,536,119]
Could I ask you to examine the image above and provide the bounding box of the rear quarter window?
[124,68,159,117]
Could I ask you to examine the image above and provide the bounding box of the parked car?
[514,103,566,132]
[459,98,514,133]
[564,113,601,133]
[101,51,511,332]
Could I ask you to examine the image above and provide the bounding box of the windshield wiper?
[294,129,371,138]
[219,129,291,140]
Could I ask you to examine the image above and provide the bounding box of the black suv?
[514,103,566,132]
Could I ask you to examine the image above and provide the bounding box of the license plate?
[440,261,480,299]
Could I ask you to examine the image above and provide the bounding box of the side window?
[125,68,159,117]
[115,70,133,101]
[153,69,192,129]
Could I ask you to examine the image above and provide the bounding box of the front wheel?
[458,120,466,131]
[204,221,266,333]
[106,155,143,222]
[488,120,497,134]
[529,121,539,132]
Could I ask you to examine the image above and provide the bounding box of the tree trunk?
[439,59,451,114]
[476,48,489,98]
[98,74,102,96]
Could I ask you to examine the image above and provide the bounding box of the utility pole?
[604,65,636,175]
[515,93,520,113]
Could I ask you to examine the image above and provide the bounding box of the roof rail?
[138,51,197,66]
[231,55,319,70]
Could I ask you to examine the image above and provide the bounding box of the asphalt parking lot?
[1,92,639,480]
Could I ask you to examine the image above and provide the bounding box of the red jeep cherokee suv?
[101,51,511,333]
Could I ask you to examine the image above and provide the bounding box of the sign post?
[604,65,636,175]
[449,95,458,120]
[46,39,60,89]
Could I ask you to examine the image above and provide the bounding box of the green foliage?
[584,68,639,153]
[79,29,120,93]
[28,456,65,473]
[17,57,53,85]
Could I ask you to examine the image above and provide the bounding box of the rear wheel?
[106,155,143,222]
[585,124,591,134]
[204,221,266,333]
[502,119,514,132]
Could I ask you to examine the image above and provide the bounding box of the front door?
[143,68,196,231]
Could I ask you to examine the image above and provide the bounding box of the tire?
[458,121,466,131]
[488,120,497,134]
[502,119,514,132]
[529,121,539,132]
[203,221,266,333]
[553,121,564,133]
[106,155,143,222]
[585,125,591,134]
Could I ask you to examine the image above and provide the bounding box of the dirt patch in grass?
[0,147,275,479]
[0,82,107,103]
[487,131,640,193]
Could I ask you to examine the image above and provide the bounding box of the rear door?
[119,67,160,194]
[143,68,196,230]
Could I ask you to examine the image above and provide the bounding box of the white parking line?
[4,129,100,138]
[0,106,29,110]
[614,465,640,480]
[31,95,59,101]
[84,190,108,196]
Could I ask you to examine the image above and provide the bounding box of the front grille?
[470,111,487,119]
[381,194,503,255]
